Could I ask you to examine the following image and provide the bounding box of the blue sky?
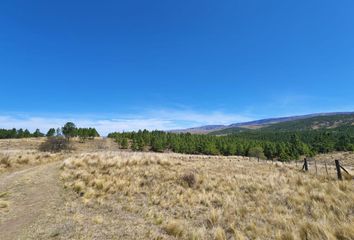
[1,0,354,134]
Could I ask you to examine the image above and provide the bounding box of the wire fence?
[299,157,353,180]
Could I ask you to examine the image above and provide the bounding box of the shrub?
[181,172,196,188]
[39,137,71,152]
[0,155,11,168]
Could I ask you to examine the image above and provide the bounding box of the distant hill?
[170,125,226,134]
[171,112,354,134]
[210,112,354,135]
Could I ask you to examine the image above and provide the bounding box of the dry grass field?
[1,139,353,239]
[0,137,117,173]
[0,137,117,152]
[61,152,354,240]
[0,151,63,173]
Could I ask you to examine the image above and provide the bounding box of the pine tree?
[62,122,77,140]
[121,137,129,149]
[46,128,56,137]
[33,129,44,137]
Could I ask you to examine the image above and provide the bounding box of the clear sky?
[1,0,353,134]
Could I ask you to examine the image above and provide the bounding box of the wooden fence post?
[335,160,342,180]
[302,158,308,171]
[314,158,318,175]
[325,161,328,176]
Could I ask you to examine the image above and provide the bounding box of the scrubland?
[61,152,354,240]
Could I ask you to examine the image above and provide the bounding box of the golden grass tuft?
[163,220,184,237]
[92,215,104,224]
[0,200,9,208]
[214,227,226,240]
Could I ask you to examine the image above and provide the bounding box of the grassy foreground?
[0,151,62,173]
[61,152,354,240]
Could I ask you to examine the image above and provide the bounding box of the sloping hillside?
[210,113,354,135]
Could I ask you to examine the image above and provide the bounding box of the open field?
[60,152,354,240]
[0,138,118,152]
[0,139,353,239]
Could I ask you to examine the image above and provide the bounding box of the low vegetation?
[0,151,62,172]
[61,152,354,239]
[39,137,72,153]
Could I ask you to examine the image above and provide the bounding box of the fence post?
[302,158,308,171]
[314,158,318,175]
[335,160,342,180]
[325,161,328,176]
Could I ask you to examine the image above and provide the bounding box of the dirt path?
[0,162,64,240]
[0,161,167,240]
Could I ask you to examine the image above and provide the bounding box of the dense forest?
[108,126,354,161]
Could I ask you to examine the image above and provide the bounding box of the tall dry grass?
[61,152,354,239]
[0,151,62,172]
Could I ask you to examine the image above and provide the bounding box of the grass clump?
[214,227,226,240]
[0,200,9,208]
[181,171,197,188]
[163,220,184,237]
[73,181,86,194]
[0,155,11,168]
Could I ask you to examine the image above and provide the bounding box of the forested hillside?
[108,124,354,161]
[210,113,354,135]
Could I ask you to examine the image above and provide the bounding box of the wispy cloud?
[0,109,253,135]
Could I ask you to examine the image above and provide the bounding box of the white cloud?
[0,110,253,135]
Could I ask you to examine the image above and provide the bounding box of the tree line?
[108,127,354,161]
[0,128,45,139]
[0,122,100,141]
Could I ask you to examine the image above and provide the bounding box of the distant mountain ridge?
[171,112,354,134]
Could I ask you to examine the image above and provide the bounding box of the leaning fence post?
[335,160,342,180]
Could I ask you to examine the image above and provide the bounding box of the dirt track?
[0,162,64,240]
[0,159,166,240]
